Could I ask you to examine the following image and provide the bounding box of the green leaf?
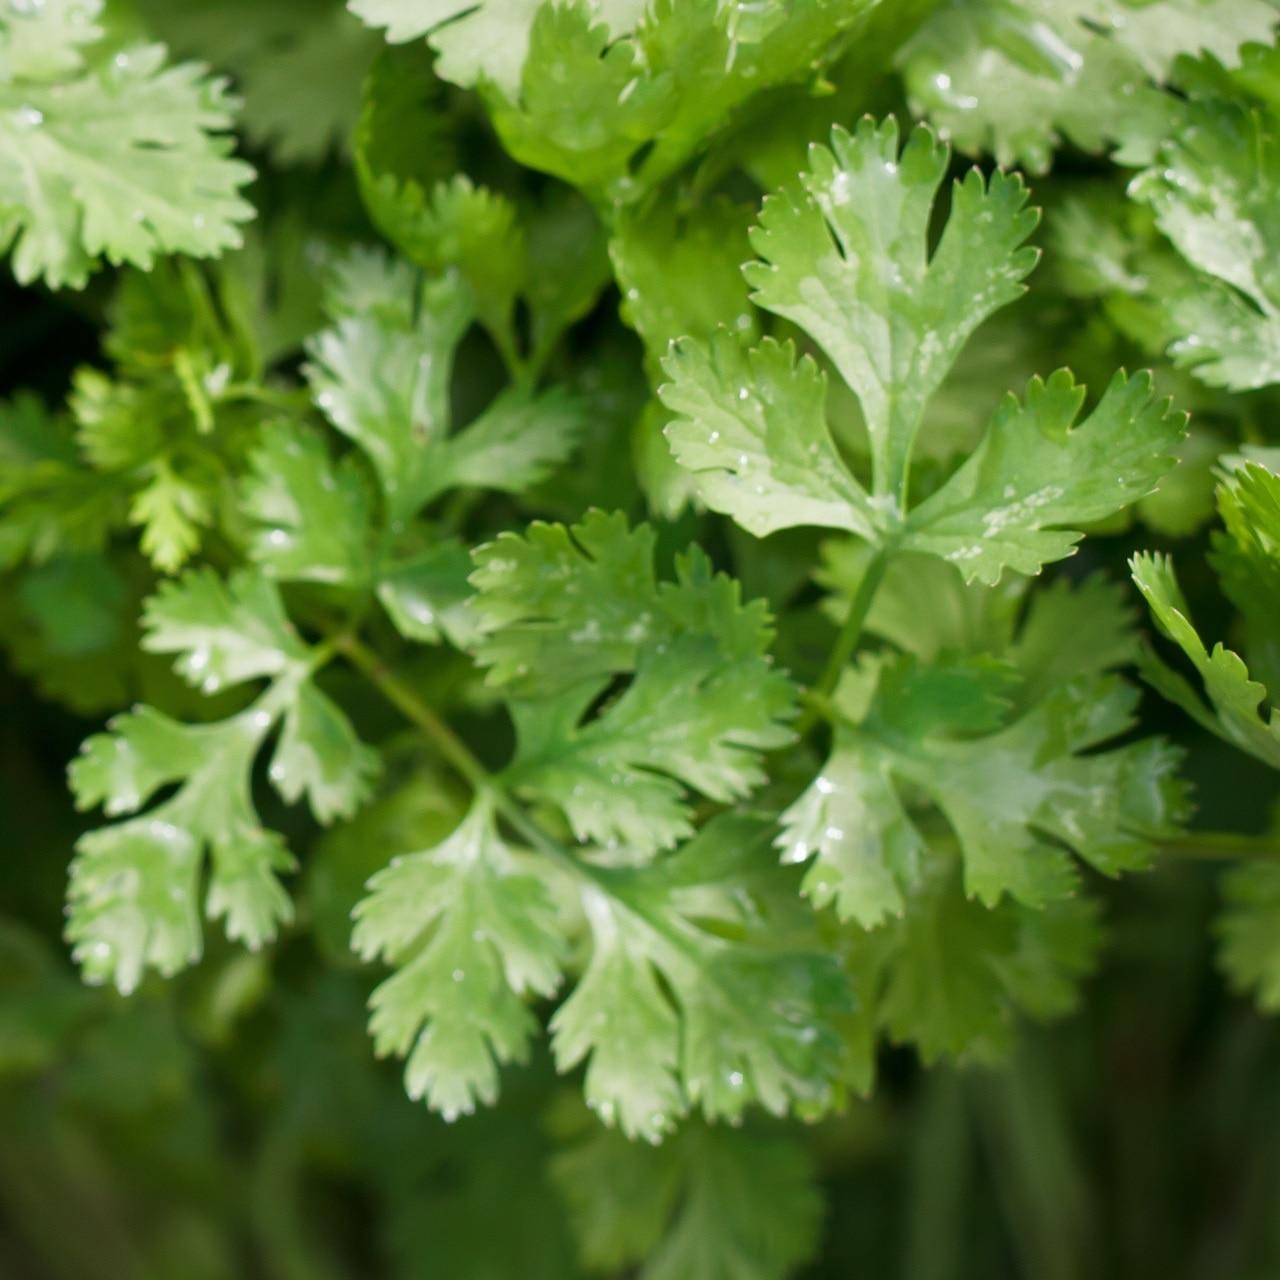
[351,795,566,1120]
[782,653,1186,917]
[348,0,554,94]
[68,705,293,993]
[486,1,672,192]
[484,0,878,196]
[661,334,881,540]
[505,637,795,854]
[613,197,759,517]
[307,748,467,965]
[376,539,476,646]
[744,117,1039,499]
[305,266,472,521]
[1211,462,1280,694]
[550,814,852,1139]
[845,856,1102,1066]
[356,809,849,1135]
[470,511,662,694]
[68,568,377,992]
[1129,91,1280,389]
[0,26,254,288]
[381,175,524,346]
[141,567,307,694]
[902,369,1185,585]
[0,392,120,567]
[433,386,586,496]
[1218,860,1280,1012]
[240,422,375,587]
[127,464,212,574]
[272,679,381,825]
[306,248,583,519]
[470,509,778,698]
[0,0,103,81]
[1131,551,1280,767]
[819,547,1141,712]
[553,1121,822,1280]
[140,0,380,165]
[0,553,141,714]
[899,0,1276,175]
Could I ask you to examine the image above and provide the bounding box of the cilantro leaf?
[1132,551,1280,768]
[0,16,254,288]
[0,392,120,567]
[306,249,585,520]
[239,422,375,587]
[743,117,1039,500]
[0,0,102,81]
[432,386,585,496]
[902,369,1185,584]
[140,567,307,692]
[305,269,471,521]
[486,2,672,192]
[1219,860,1280,1012]
[484,0,877,198]
[470,509,776,698]
[661,334,881,540]
[140,0,380,164]
[1127,91,1280,390]
[352,795,565,1120]
[354,809,850,1136]
[844,856,1102,1068]
[69,705,294,993]
[505,637,795,854]
[900,0,1276,175]
[376,539,477,646]
[68,569,377,992]
[348,0,560,94]
[782,649,1186,920]
[550,814,851,1139]
[1211,462,1280,694]
[612,198,760,378]
[552,1120,821,1280]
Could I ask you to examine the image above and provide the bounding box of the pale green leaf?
[784,654,1186,918]
[1219,861,1280,1011]
[661,333,881,540]
[744,117,1039,498]
[505,637,795,854]
[553,1121,821,1280]
[1131,551,1280,767]
[240,422,374,587]
[352,796,566,1119]
[0,39,254,288]
[903,369,1185,585]
[470,510,776,698]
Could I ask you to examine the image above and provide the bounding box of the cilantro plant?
[4,1,1280,1277]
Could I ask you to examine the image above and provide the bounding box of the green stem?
[332,632,490,793]
[221,384,312,414]
[796,546,890,735]
[331,632,587,878]
[1160,832,1280,861]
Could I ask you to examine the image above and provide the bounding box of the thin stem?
[796,547,891,735]
[221,384,312,414]
[1160,832,1280,861]
[331,631,589,879]
[332,632,490,794]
